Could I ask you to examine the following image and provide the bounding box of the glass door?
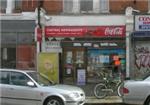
[62,47,86,85]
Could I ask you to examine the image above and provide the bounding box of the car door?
[0,71,12,105]
[8,71,41,105]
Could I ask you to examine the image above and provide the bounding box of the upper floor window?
[63,0,73,13]
[80,0,93,13]
[63,0,109,14]
[0,0,7,13]
[15,0,22,9]
[99,0,109,13]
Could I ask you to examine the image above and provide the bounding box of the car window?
[0,71,10,84]
[144,76,150,81]
[27,72,54,86]
[10,72,31,86]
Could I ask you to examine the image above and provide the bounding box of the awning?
[132,31,150,37]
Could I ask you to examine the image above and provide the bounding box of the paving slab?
[85,96,122,104]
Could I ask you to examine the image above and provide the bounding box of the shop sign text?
[135,15,150,31]
[45,26,125,37]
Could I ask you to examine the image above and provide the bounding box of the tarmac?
[85,96,122,104]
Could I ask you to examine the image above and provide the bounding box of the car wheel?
[44,97,64,105]
[145,96,150,105]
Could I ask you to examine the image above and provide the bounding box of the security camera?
[44,15,52,21]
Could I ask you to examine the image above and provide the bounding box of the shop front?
[45,26,126,85]
[131,15,150,79]
[1,20,36,70]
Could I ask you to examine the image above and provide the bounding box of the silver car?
[123,74,150,105]
[0,69,85,105]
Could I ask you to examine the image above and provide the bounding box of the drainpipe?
[125,7,134,79]
[6,0,14,14]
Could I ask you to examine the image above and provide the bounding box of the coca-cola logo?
[104,27,123,36]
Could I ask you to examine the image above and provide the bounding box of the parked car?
[0,69,85,105]
[123,74,150,105]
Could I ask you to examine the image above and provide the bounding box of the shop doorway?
[1,48,16,68]
[62,47,86,85]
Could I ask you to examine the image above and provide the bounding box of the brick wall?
[110,0,148,14]
[20,0,149,14]
[43,0,62,14]
[22,0,38,12]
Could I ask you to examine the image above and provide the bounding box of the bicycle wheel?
[94,83,107,99]
[117,82,124,97]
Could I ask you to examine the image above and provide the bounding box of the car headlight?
[69,92,80,98]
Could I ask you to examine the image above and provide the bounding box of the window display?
[87,48,125,83]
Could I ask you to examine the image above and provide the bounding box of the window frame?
[63,0,110,14]
[148,0,150,13]
[10,71,32,86]
[80,0,93,13]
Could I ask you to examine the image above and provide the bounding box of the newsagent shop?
[40,25,126,86]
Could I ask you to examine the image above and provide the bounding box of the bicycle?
[93,68,124,99]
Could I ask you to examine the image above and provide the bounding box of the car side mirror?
[27,81,36,87]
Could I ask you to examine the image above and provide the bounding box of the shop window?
[87,49,126,83]
[75,51,84,68]
[1,48,16,68]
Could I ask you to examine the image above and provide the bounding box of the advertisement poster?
[77,69,86,85]
[38,53,59,83]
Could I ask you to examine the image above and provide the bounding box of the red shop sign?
[45,26,125,37]
[35,27,42,42]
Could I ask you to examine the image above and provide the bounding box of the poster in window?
[38,53,59,83]
[77,69,86,85]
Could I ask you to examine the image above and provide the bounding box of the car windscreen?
[27,72,55,86]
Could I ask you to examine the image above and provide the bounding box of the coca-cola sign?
[45,26,125,37]
[93,26,125,37]
[104,27,123,36]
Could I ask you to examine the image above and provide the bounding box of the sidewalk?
[85,96,122,104]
